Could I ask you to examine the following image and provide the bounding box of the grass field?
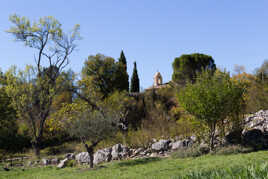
[1,151,268,179]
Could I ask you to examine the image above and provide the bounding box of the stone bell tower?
[153,71,163,87]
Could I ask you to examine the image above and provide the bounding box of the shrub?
[171,145,210,159]
[65,159,76,167]
[212,145,253,155]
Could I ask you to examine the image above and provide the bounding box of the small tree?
[6,14,80,156]
[130,61,140,93]
[178,70,246,150]
[66,109,118,168]
[61,92,131,168]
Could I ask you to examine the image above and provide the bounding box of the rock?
[41,159,50,166]
[121,145,130,158]
[27,161,33,167]
[111,144,122,160]
[65,153,75,160]
[171,140,184,150]
[242,110,268,149]
[57,158,68,168]
[94,148,112,164]
[75,152,90,164]
[151,140,170,151]
[190,136,197,142]
[111,144,129,160]
[133,148,143,156]
[243,110,268,133]
[51,158,59,165]
[150,153,157,157]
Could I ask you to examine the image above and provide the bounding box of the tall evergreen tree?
[130,61,140,93]
[119,50,127,71]
[118,50,129,91]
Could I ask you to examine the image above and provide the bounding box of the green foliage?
[255,60,268,83]
[172,53,216,85]
[130,62,140,93]
[81,54,129,99]
[212,145,253,155]
[171,145,210,159]
[178,70,246,150]
[6,14,79,156]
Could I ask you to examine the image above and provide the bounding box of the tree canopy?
[5,14,80,156]
[172,53,216,85]
[178,70,246,150]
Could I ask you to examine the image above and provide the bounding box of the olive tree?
[5,14,80,156]
[60,92,132,168]
[178,70,246,150]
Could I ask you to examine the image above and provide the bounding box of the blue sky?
[1,0,268,88]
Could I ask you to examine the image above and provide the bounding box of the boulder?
[65,153,75,160]
[75,152,90,164]
[51,158,59,165]
[41,159,50,166]
[242,110,268,149]
[111,144,129,160]
[171,140,184,150]
[151,139,171,151]
[57,158,68,168]
[243,110,268,133]
[93,148,112,164]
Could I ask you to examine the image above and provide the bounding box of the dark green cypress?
[119,50,127,71]
[118,50,129,91]
[130,61,140,93]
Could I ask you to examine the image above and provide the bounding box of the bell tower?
[154,71,163,87]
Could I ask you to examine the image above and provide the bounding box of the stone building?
[147,71,169,90]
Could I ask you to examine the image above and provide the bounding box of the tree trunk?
[209,122,216,151]
[33,140,41,158]
[89,150,94,169]
[85,144,94,168]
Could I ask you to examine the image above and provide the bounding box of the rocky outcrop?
[57,158,68,168]
[41,159,50,166]
[151,139,171,151]
[111,144,129,160]
[242,110,268,149]
[94,148,112,164]
[75,152,90,164]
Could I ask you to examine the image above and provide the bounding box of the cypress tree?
[118,50,129,91]
[119,50,127,71]
[130,61,140,93]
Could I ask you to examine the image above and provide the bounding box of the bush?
[171,145,210,159]
[212,145,253,155]
[65,159,76,167]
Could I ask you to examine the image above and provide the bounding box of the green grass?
[1,151,268,179]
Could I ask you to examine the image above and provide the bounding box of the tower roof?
[154,71,162,78]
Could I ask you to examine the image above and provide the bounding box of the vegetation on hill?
[1,14,268,175]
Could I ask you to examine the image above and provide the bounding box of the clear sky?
[1,0,268,88]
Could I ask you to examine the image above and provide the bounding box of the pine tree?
[130,61,140,93]
[118,50,129,91]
